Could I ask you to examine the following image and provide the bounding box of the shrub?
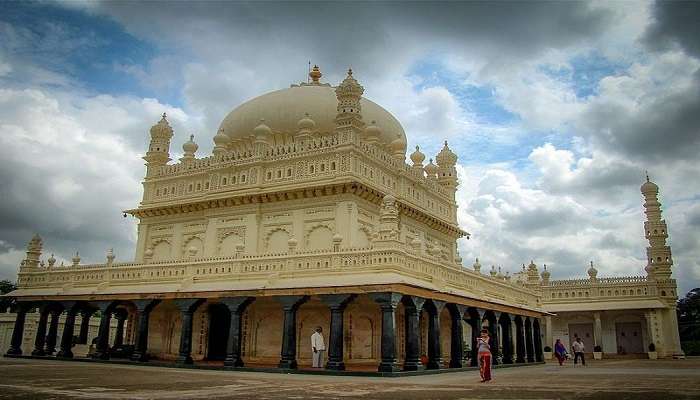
[543,346,552,352]
[594,345,602,352]
[681,341,700,356]
[648,343,656,352]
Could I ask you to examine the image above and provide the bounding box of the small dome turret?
[410,145,426,166]
[150,113,173,139]
[390,134,404,160]
[587,261,598,280]
[364,120,382,143]
[473,257,482,273]
[424,158,438,179]
[183,135,198,154]
[489,265,498,277]
[254,119,272,138]
[641,172,659,194]
[436,140,457,167]
[297,113,316,132]
[71,251,81,266]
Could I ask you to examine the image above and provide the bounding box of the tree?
[678,288,700,349]
[0,279,17,312]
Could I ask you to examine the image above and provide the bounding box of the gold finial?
[645,170,650,182]
[347,68,353,76]
[161,112,167,119]
[189,134,194,141]
[309,65,322,83]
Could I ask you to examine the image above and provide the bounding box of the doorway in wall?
[207,304,231,361]
[568,323,594,349]
[615,322,644,354]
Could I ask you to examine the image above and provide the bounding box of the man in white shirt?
[311,326,325,368]
[571,337,586,366]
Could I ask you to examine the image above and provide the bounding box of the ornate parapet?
[14,247,539,310]
[541,275,677,303]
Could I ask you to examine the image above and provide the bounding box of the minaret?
[641,174,673,280]
[335,68,365,136]
[20,234,42,270]
[435,141,458,190]
[143,113,173,176]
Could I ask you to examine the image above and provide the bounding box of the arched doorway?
[207,303,230,361]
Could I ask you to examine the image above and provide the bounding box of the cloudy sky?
[0,1,698,295]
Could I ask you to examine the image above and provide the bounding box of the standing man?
[311,326,325,368]
[572,337,586,366]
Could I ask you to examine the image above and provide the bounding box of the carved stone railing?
[540,275,671,302]
[16,248,539,308]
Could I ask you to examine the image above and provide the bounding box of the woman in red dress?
[477,329,492,382]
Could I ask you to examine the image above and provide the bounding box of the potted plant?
[543,346,552,360]
[593,345,603,360]
[648,343,658,359]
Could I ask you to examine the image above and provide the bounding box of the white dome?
[218,84,407,151]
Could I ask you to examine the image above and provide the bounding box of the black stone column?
[469,308,484,367]
[525,317,535,363]
[515,315,525,363]
[92,301,114,360]
[56,302,77,359]
[487,311,500,365]
[6,302,31,356]
[44,309,61,355]
[32,304,50,356]
[78,309,95,345]
[112,309,127,348]
[402,295,426,371]
[447,304,467,368]
[426,300,446,369]
[320,294,354,371]
[500,313,514,364]
[174,299,205,365]
[370,292,402,373]
[277,295,308,369]
[220,297,254,368]
[130,299,160,362]
[533,318,543,362]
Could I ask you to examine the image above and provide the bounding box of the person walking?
[477,329,492,382]
[572,337,586,366]
[311,326,325,368]
[554,339,567,366]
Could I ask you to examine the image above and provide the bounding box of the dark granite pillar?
[112,309,127,348]
[370,292,402,373]
[515,316,525,363]
[320,294,354,371]
[402,295,426,371]
[130,300,160,362]
[32,305,50,356]
[92,301,114,360]
[448,304,467,368]
[277,295,308,369]
[6,302,31,356]
[525,317,535,363]
[220,297,254,368]
[469,308,485,367]
[533,318,543,362]
[500,313,514,364]
[174,299,204,365]
[44,309,61,355]
[427,300,446,369]
[56,302,77,359]
[487,311,500,365]
[78,309,94,345]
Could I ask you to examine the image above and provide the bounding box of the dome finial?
[309,65,322,84]
[646,170,650,182]
[347,68,353,76]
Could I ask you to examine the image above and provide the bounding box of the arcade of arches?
[5,291,544,372]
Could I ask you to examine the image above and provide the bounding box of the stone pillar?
[488,311,501,365]
[525,317,535,363]
[427,300,446,369]
[78,309,94,345]
[448,304,467,368]
[130,300,160,362]
[593,312,602,348]
[500,313,513,364]
[220,297,254,368]
[56,302,78,359]
[277,295,308,369]
[112,309,127,348]
[6,303,31,356]
[667,307,685,357]
[320,294,354,371]
[174,299,205,365]
[469,308,484,367]
[533,318,543,362]
[92,301,114,360]
[370,292,402,372]
[45,309,60,355]
[515,316,526,363]
[544,315,553,351]
[32,305,50,356]
[402,296,426,371]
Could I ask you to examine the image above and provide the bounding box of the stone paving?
[1,357,699,400]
